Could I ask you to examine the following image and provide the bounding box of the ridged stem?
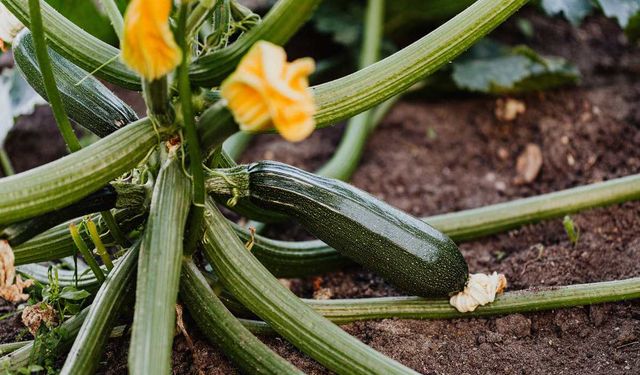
[180,259,303,374]
[177,2,205,256]
[1,0,139,89]
[0,118,160,225]
[201,200,418,375]
[28,0,81,152]
[316,0,384,181]
[142,78,175,127]
[60,243,138,375]
[129,155,191,374]
[220,172,640,277]
[312,0,529,126]
[226,277,640,328]
[13,207,146,266]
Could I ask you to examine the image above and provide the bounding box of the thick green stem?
[60,243,138,375]
[98,0,124,41]
[2,0,139,89]
[28,0,82,152]
[316,0,384,181]
[228,277,640,328]
[201,200,418,375]
[142,78,174,126]
[180,259,303,374]
[312,0,529,126]
[129,155,191,375]
[13,207,147,266]
[222,172,640,277]
[177,3,205,256]
[0,118,160,225]
[0,341,30,356]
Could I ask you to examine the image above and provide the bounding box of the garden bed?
[1,8,639,375]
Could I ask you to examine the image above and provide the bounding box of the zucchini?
[0,182,146,246]
[13,30,138,138]
[206,161,468,297]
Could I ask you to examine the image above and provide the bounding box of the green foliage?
[541,0,640,40]
[0,68,45,146]
[45,0,120,44]
[451,40,579,94]
[541,0,595,25]
[32,267,91,319]
[563,215,580,246]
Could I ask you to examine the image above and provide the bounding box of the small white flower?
[0,4,24,49]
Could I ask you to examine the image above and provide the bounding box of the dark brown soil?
[1,7,640,375]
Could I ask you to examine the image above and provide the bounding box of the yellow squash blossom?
[221,41,316,142]
[121,0,181,80]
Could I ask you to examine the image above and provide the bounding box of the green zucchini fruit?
[206,161,469,297]
[13,30,138,138]
[0,182,146,246]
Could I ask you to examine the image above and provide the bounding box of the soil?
[1,7,640,375]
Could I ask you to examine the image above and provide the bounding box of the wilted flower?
[221,41,316,142]
[22,303,58,335]
[121,0,181,80]
[0,240,33,303]
[449,272,507,313]
[0,4,25,51]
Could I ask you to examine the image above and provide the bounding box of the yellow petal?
[220,41,316,142]
[121,0,182,80]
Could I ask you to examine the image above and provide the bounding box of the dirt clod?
[495,314,532,338]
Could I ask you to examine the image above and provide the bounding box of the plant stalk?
[180,259,303,374]
[316,0,384,181]
[60,242,138,375]
[177,2,205,256]
[27,0,82,153]
[201,199,418,375]
[129,154,191,375]
[69,222,106,283]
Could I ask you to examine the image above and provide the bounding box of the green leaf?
[312,0,363,46]
[0,68,46,146]
[599,0,640,26]
[59,286,91,301]
[541,0,595,25]
[598,0,640,40]
[451,40,580,94]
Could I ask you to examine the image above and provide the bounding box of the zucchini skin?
[1,185,117,246]
[13,30,138,138]
[245,161,468,297]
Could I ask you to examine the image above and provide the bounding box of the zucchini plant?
[0,0,639,372]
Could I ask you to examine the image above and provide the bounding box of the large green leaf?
[451,40,579,94]
[0,67,46,146]
[541,0,595,25]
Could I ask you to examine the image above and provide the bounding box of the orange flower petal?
[121,0,181,80]
[220,41,316,142]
